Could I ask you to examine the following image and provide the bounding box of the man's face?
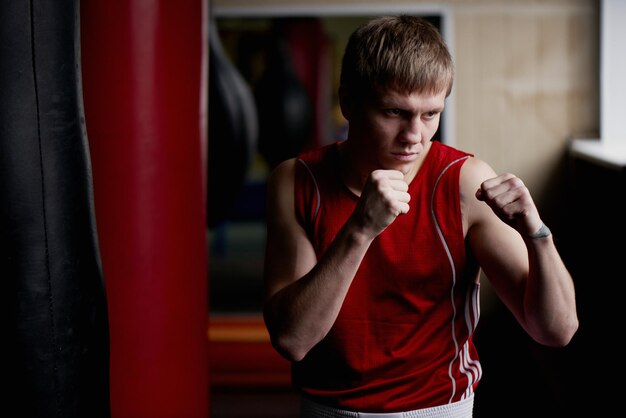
[346,87,446,175]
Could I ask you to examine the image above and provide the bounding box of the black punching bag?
[255,21,314,169]
[208,20,258,227]
[0,1,110,417]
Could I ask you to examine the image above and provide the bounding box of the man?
[262,15,578,417]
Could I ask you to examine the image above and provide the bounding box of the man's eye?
[385,108,402,116]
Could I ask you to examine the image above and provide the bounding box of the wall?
[453,0,598,221]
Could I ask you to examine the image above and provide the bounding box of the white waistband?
[300,395,474,418]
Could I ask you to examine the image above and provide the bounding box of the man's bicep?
[264,219,316,299]
[463,157,526,306]
[263,160,317,300]
[470,215,528,317]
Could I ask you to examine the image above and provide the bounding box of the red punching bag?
[80,1,209,418]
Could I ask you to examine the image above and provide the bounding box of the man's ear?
[338,85,352,121]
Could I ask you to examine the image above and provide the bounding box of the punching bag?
[0,1,110,417]
[255,21,314,169]
[80,1,209,417]
[208,20,258,227]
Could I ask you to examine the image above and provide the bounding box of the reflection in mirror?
[208,14,444,315]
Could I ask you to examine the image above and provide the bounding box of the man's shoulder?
[297,142,338,164]
[430,140,474,160]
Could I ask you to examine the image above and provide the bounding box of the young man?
[262,15,578,417]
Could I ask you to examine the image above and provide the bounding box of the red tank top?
[292,141,481,412]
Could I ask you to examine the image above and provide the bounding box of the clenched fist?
[353,169,410,237]
[475,172,543,237]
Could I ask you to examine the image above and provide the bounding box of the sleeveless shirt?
[292,141,481,413]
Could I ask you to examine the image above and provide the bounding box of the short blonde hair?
[340,15,454,99]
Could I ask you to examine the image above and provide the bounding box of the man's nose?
[401,117,422,144]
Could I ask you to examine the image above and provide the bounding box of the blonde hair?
[340,15,454,99]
